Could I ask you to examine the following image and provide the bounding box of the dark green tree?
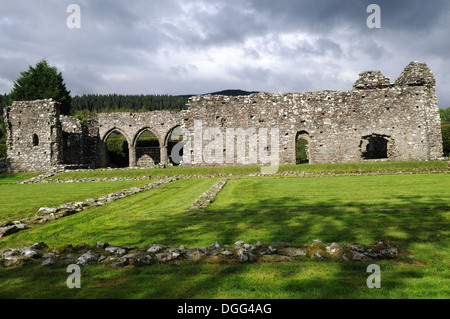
[440,108,447,123]
[9,59,72,115]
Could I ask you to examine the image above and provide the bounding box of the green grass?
[0,178,220,247]
[279,160,448,173]
[0,173,448,298]
[0,173,42,184]
[206,175,449,244]
[0,258,447,299]
[48,165,262,180]
[0,180,153,222]
[46,161,448,181]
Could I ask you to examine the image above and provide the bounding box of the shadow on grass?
[128,194,448,298]
[121,194,449,249]
[0,177,448,299]
[71,195,445,298]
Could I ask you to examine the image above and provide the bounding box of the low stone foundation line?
[2,166,448,240]
[14,176,155,184]
[0,239,404,268]
[13,172,58,184]
[189,178,227,211]
[11,165,450,185]
[0,177,179,239]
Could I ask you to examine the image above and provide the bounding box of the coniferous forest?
[71,94,190,113]
[70,94,190,122]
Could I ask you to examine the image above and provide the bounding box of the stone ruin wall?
[186,87,441,165]
[3,101,97,172]
[183,62,443,166]
[2,61,444,172]
[90,110,188,168]
[3,100,63,172]
[136,147,161,167]
[60,115,90,166]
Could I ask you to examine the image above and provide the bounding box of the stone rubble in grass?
[0,177,179,239]
[12,165,450,187]
[147,244,166,254]
[0,239,402,268]
[15,175,154,184]
[189,178,227,211]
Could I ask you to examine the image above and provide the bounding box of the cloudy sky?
[1,0,449,107]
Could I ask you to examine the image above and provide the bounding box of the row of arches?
[103,128,311,168]
[97,128,396,168]
[32,127,396,168]
[103,130,395,167]
[101,128,398,167]
[103,126,183,168]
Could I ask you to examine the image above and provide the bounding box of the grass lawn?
[0,173,42,184]
[0,180,153,222]
[0,258,447,299]
[46,161,448,180]
[0,178,221,247]
[0,172,448,298]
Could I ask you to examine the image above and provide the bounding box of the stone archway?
[164,126,184,166]
[133,128,162,168]
[103,128,130,168]
[295,130,310,164]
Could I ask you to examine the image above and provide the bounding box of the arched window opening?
[62,132,71,163]
[105,131,129,168]
[295,131,310,164]
[136,130,160,168]
[167,126,184,166]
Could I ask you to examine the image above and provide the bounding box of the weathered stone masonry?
[2,61,444,172]
[93,110,187,168]
[3,99,63,172]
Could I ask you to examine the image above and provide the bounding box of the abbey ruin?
[2,61,444,173]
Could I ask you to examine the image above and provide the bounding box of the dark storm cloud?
[245,0,448,33]
[0,0,449,107]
